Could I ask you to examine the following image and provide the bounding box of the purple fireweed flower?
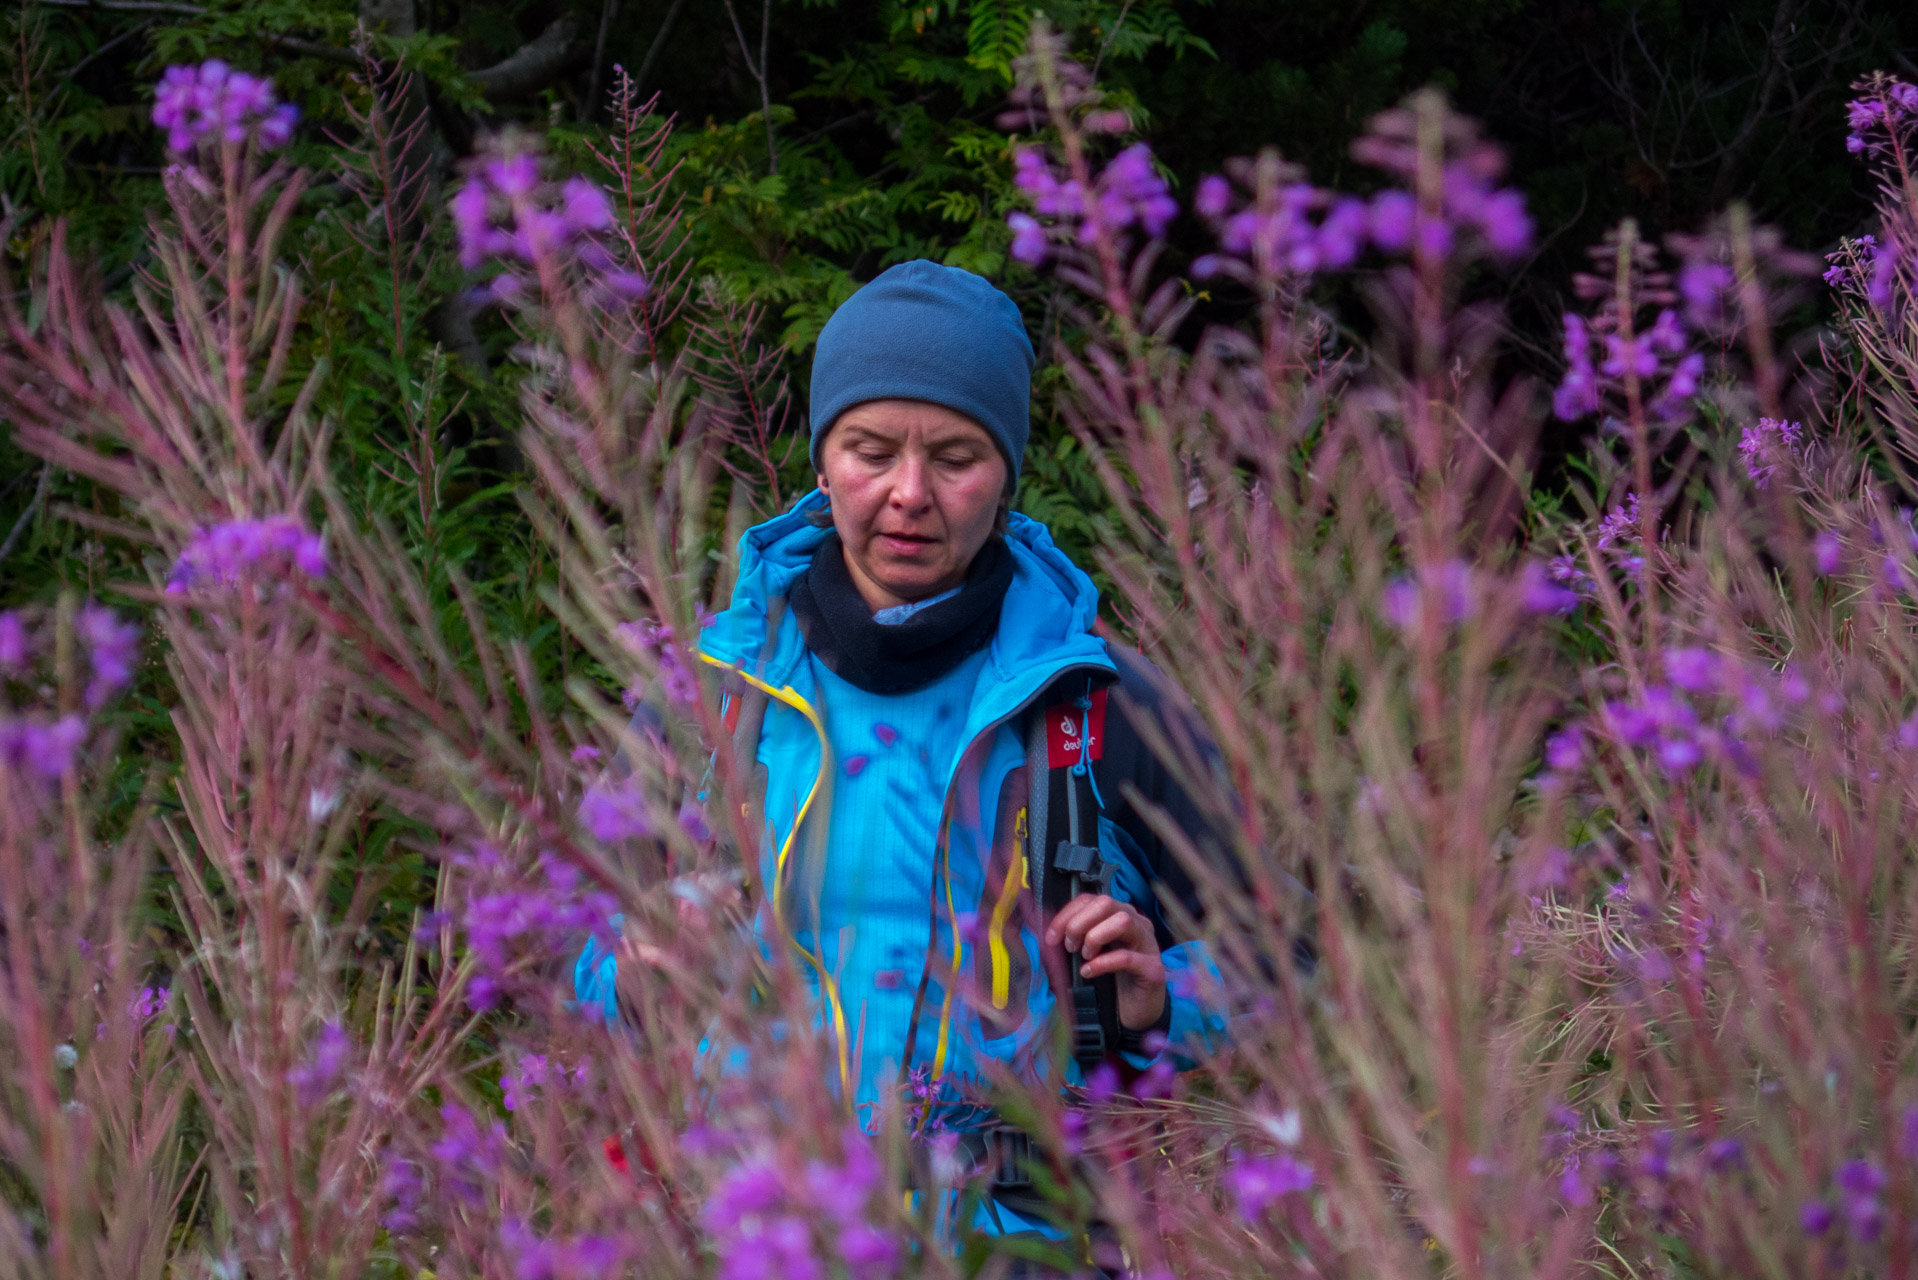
[1654,352,1706,417]
[560,177,613,234]
[379,1157,423,1233]
[1520,561,1581,614]
[1801,1199,1835,1236]
[1314,197,1368,269]
[1601,333,1660,380]
[1225,1152,1314,1219]
[0,714,86,780]
[454,151,644,306]
[1677,261,1734,326]
[1194,174,1232,219]
[703,1160,782,1227]
[1704,1137,1744,1171]
[1383,560,1476,632]
[1545,726,1584,772]
[0,611,28,673]
[1814,531,1844,575]
[1131,1058,1177,1099]
[1367,190,1416,252]
[152,61,295,153]
[579,777,651,842]
[677,797,713,842]
[432,1103,505,1203]
[1739,417,1804,488]
[1414,214,1454,260]
[1837,1157,1886,1241]
[1646,308,1687,353]
[1007,212,1047,266]
[1665,647,1718,693]
[77,606,140,709]
[501,1054,549,1111]
[487,153,540,197]
[129,986,170,1021]
[167,516,326,592]
[614,619,699,704]
[286,1022,349,1106]
[1594,493,1641,551]
[455,849,615,1009]
[1554,313,1601,421]
[1639,1129,1674,1181]
[1866,237,1902,312]
[1478,188,1533,256]
[835,1227,896,1280]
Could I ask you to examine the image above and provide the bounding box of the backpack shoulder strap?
[1027,674,1121,1076]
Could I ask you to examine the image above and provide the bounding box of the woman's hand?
[1044,894,1167,1032]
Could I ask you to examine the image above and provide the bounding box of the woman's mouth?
[876,532,937,555]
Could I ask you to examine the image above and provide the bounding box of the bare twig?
[631,0,688,100]
[721,0,776,174]
[585,0,619,122]
[61,20,151,81]
[0,461,50,565]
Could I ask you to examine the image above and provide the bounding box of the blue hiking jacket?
[574,491,1228,1125]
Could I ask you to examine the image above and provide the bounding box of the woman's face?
[817,399,1009,612]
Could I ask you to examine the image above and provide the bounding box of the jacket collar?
[698,489,1112,701]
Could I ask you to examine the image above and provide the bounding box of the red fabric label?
[1045,687,1107,768]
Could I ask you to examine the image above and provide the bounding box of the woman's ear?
[816,472,831,496]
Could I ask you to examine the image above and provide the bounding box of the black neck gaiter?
[789,532,1014,694]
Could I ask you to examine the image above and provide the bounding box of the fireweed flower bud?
[0,611,28,673]
[77,606,140,709]
[1194,174,1232,219]
[1814,531,1844,575]
[286,1022,350,1106]
[1006,212,1047,266]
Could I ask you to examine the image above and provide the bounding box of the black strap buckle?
[1053,840,1113,894]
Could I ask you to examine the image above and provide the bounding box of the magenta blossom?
[77,606,140,709]
[1225,1152,1314,1219]
[453,145,646,307]
[0,714,87,781]
[167,515,326,593]
[152,61,298,154]
[1738,418,1804,489]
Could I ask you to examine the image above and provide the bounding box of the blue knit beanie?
[809,260,1035,482]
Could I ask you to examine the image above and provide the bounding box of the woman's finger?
[1079,909,1141,961]
[1047,894,1120,949]
[1079,947,1164,983]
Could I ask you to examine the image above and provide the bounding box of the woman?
[577,259,1228,1230]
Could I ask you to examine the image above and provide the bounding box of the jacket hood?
[698,489,1110,696]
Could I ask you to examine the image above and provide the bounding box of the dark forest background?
[3,0,1913,606]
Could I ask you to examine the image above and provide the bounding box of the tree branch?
[631,0,688,100]
[469,14,581,99]
[721,0,776,173]
[33,0,202,14]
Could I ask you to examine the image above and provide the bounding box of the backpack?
[1025,674,1125,1077]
